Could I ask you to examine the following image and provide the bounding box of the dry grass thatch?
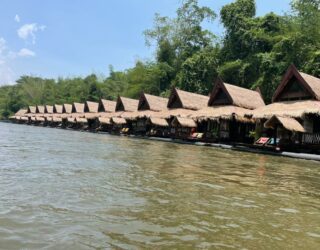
[45,116,53,122]
[72,103,85,113]
[172,116,197,128]
[111,117,127,125]
[52,117,62,122]
[99,99,117,112]
[252,100,320,119]
[148,117,169,127]
[28,106,36,113]
[209,78,265,109]
[53,104,63,113]
[116,96,139,112]
[300,72,320,100]
[35,116,45,122]
[168,88,209,110]
[45,105,53,113]
[84,113,100,119]
[264,115,305,133]
[273,65,320,102]
[67,117,75,123]
[20,116,29,121]
[15,109,28,116]
[75,117,87,123]
[85,101,99,113]
[100,111,124,118]
[98,117,111,125]
[138,93,168,111]
[192,106,254,123]
[121,110,158,120]
[63,104,73,114]
[155,108,196,119]
[36,105,45,113]
[71,113,85,118]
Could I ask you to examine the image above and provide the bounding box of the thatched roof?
[252,100,320,119]
[45,116,53,122]
[84,101,99,113]
[209,78,265,109]
[15,109,28,116]
[52,117,62,122]
[84,113,99,119]
[36,105,45,113]
[273,64,320,102]
[138,93,168,111]
[72,103,85,113]
[264,115,305,133]
[172,117,197,128]
[27,106,36,113]
[155,108,196,119]
[67,117,75,123]
[75,117,87,123]
[20,116,28,121]
[35,116,45,122]
[98,117,111,125]
[100,111,124,118]
[121,110,158,120]
[148,117,169,127]
[192,106,254,123]
[116,96,139,112]
[53,104,63,114]
[168,88,209,110]
[62,104,73,114]
[111,117,127,125]
[71,113,85,118]
[98,99,117,112]
[44,105,53,113]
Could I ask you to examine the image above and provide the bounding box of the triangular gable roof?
[264,115,305,133]
[15,109,28,116]
[84,101,99,113]
[27,106,36,113]
[98,99,117,112]
[167,88,209,110]
[209,77,265,110]
[138,93,168,111]
[53,104,63,114]
[115,96,139,112]
[272,64,320,102]
[72,102,85,113]
[36,105,45,113]
[62,104,73,114]
[44,105,53,113]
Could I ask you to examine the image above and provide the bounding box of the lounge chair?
[254,137,270,146]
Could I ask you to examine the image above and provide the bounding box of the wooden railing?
[302,133,320,145]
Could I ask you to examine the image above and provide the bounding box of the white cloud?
[17,48,35,57]
[17,23,46,44]
[0,37,6,54]
[14,14,20,23]
[0,37,36,85]
[0,64,15,85]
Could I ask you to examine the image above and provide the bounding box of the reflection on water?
[0,123,320,249]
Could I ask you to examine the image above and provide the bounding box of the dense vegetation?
[0,0,319,118]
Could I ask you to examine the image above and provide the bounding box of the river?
[0,122,319,249]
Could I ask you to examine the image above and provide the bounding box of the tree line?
[0,0,319,118]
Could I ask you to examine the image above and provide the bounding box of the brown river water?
[0,122,319,249]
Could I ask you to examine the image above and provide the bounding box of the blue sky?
[0,0,291,85]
